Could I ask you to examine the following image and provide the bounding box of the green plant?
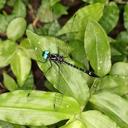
[0,0,128,128]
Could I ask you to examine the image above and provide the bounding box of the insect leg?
[45,59,53,75]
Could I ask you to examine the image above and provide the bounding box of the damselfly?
[42,50,96,77]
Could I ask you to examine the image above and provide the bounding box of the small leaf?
[61,120,85,128]
[0,40,16,67]
[52,3,68,18]
[0,0,6,9]
[3,72,18,91]
[81,110,119,128]
[11,47,31,87]
[12,0,26,18]
[110,62,128,76]
[124,4,128,31]
[89,91,128,128]
[0,14,15,33]
[93,75,128,96]
[84,20,111,77]
[57,3,104,40]
[7,17,27,41]
[99,2,119,33]
[0,90,80,126]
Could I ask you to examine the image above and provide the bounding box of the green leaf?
[12,0,26,18]
[61,120,86,128]
[10,47,31,87]
[99,2,119,33]
[0,40,16,67]
[48,20,61,36]
[89,91,128,128]
[22,72,35,90]
[27,30,90,107]
[52,3,68,18]
[33,20,61,36]
[68,40,88,67]
[0,14,8,33]
[82,0,108,4]
[0,120,25,128]
[81,110,119,128]
[110,62,128,76]
[93,75,128,96]
[37,0,67,23]
[112,31,128,55]
[7,17,27,41]
[84,20,111,77]
[0,90,80,126]
[124,4,128,31]
[7,0,16,6]
[3,72,18,91]
[0,14,15,33]
[0,0,6,9]
[57,3,104,40]
[116,31,128,43]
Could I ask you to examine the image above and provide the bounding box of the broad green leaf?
[99,2,119,33]
[10,47,31,87]
[0,40,16,67]
[12,0,26,18]
[84,20,111,77]
[110,62,128,76]
[0,0,6,9]
[61,120,86,128]
[81,110,119,128]
[7,17,27,41]
[3,72,18,91]
[124,4,128,31]
[92,75,128,96]
[0,90,80,126]
[89,91,128,128]
[0,120,25,128]
[27,30,90,107]
[57,3,104,40]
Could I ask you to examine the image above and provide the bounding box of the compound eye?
[42,50,49,59]
[42,51,45,57]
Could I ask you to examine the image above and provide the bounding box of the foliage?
[0,0,128,128]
